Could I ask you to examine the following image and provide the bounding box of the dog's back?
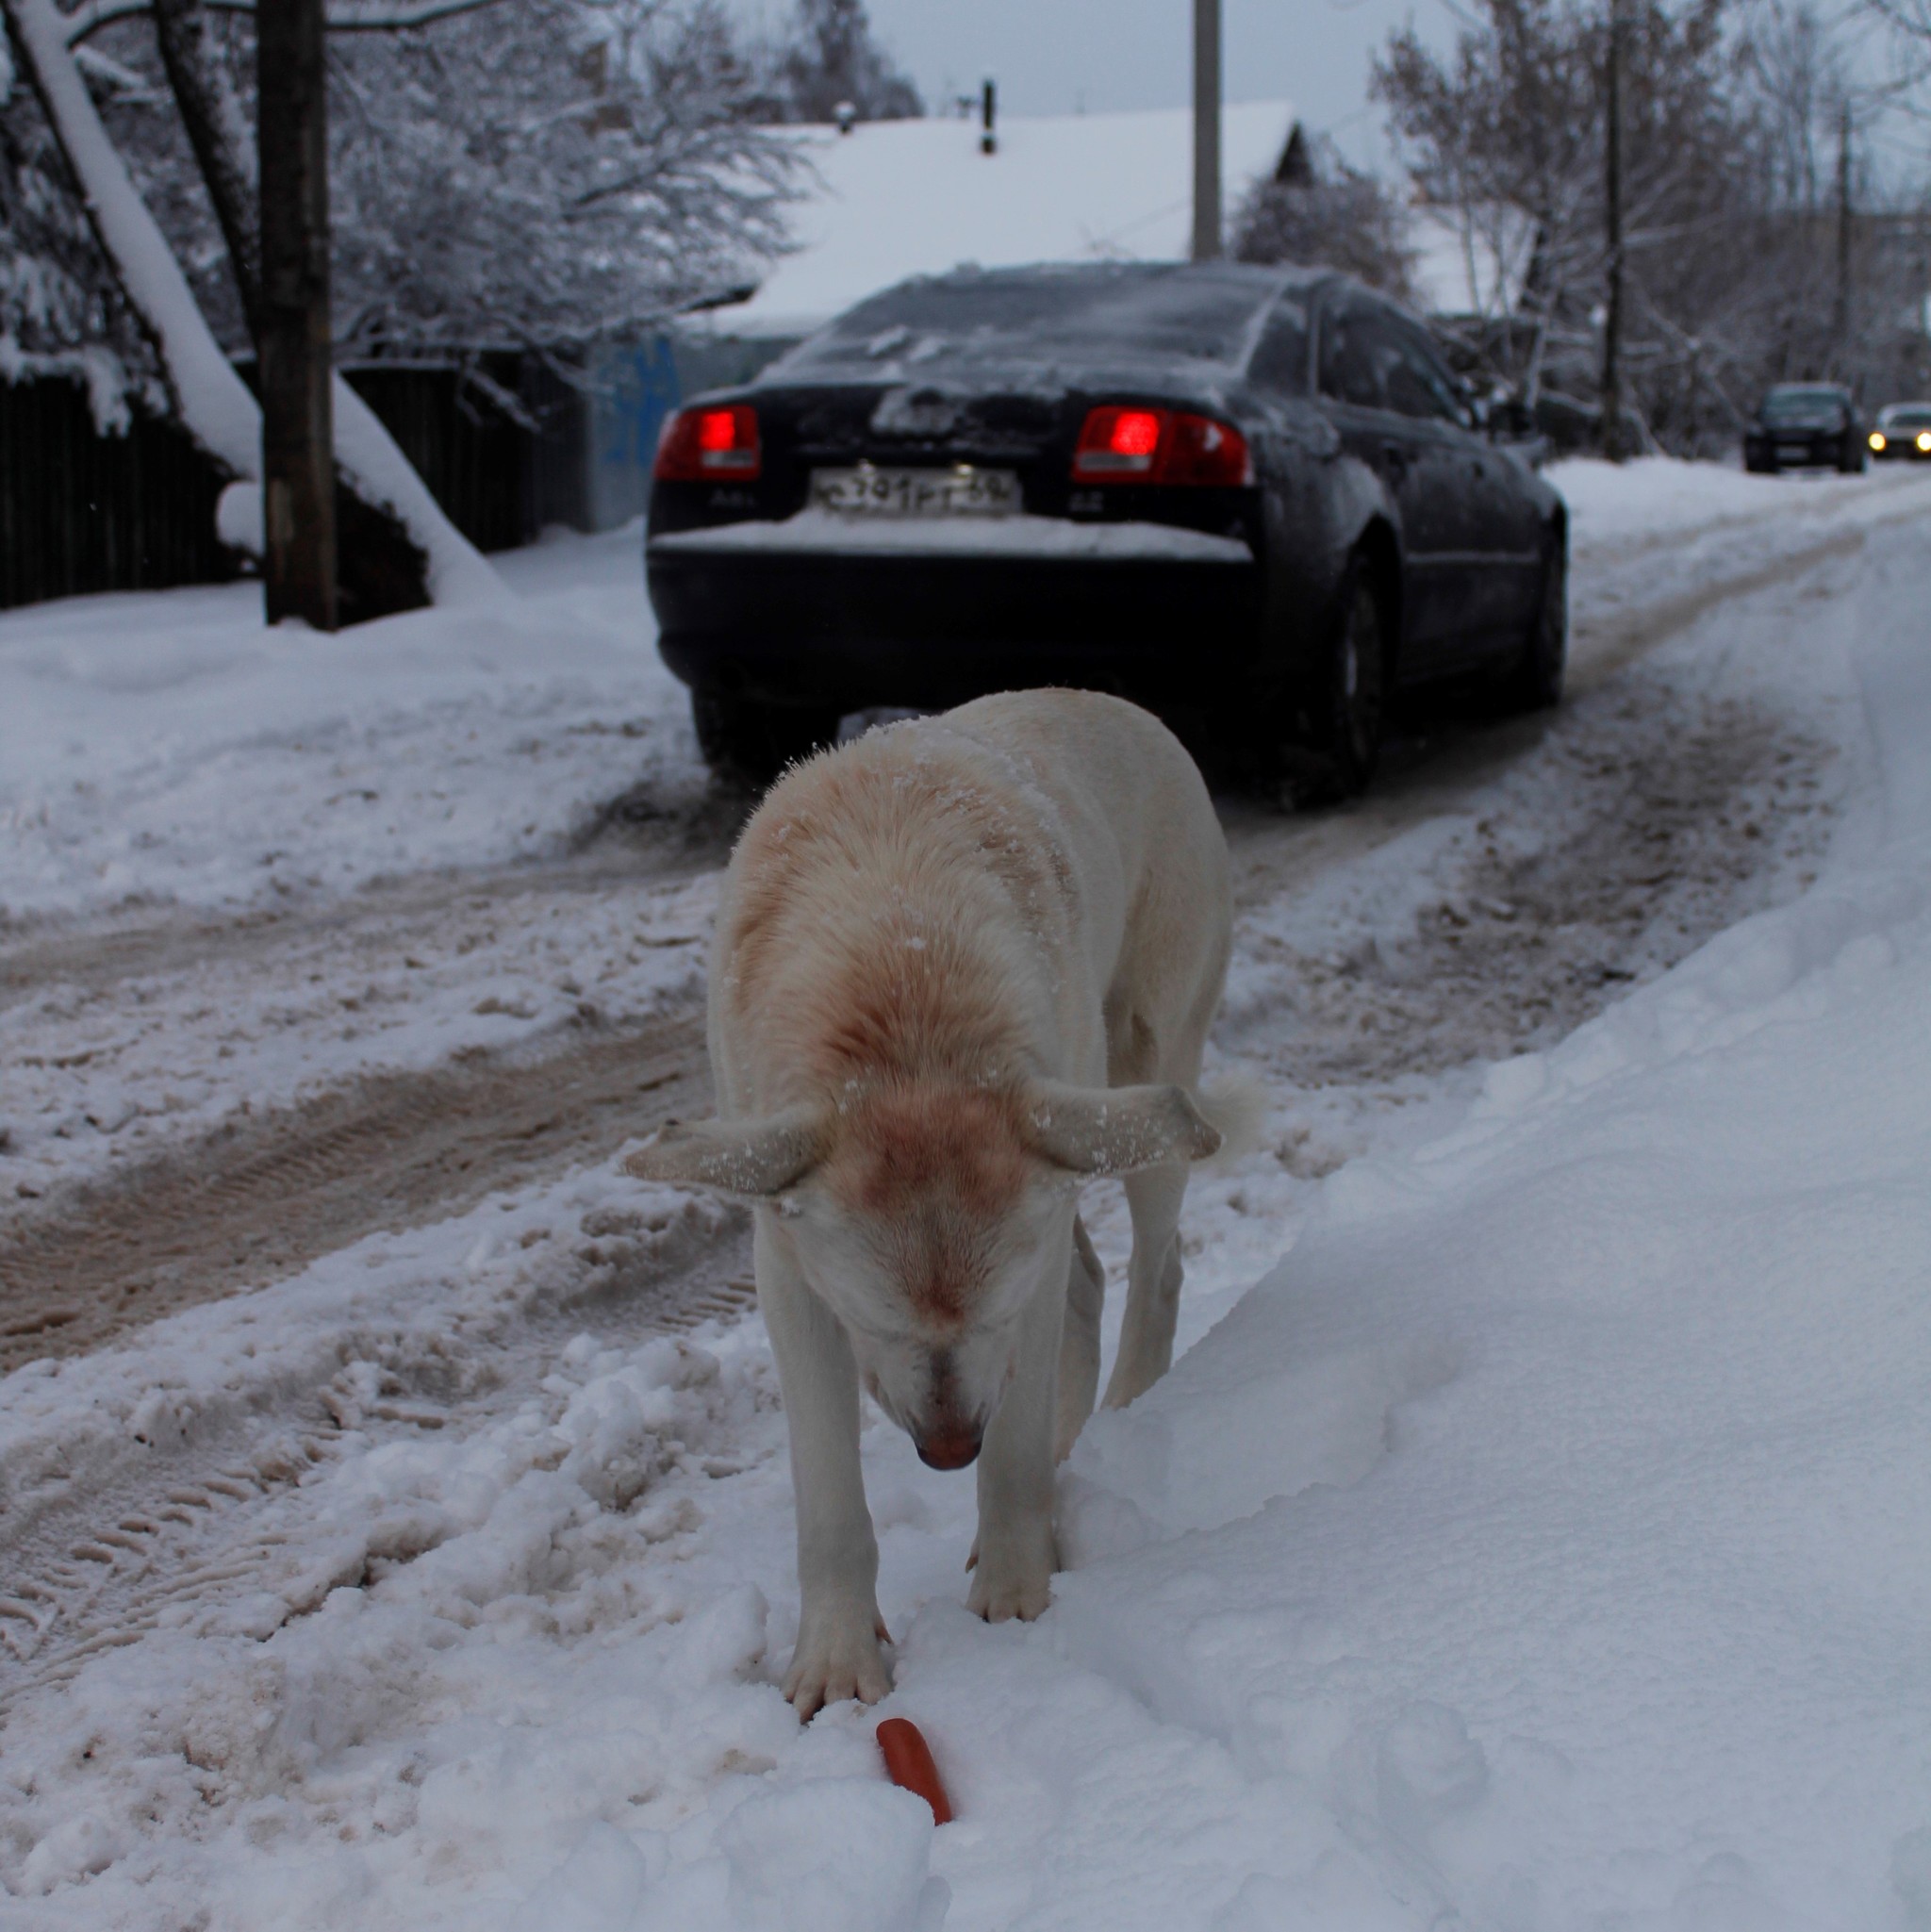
[942,691,1231,1084]
[711,691,1229,1111]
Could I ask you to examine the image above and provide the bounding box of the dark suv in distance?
[1743,384,1866,474]
[646,261,1566,800]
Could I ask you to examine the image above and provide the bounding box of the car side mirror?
[1449,378,1486,435]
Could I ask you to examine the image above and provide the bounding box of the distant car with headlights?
[644,260,1566,799]
[1743,383,1865,474]
[1868,402,1931,461]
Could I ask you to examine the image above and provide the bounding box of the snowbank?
[1549,450,1931,550]
[1039,532,1931,1924]
[0,525,688,920]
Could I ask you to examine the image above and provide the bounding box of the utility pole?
[1599,0,1626,461]
[1192,0,1220,261]
[257,0,337,629]
[1832,100,1853,372]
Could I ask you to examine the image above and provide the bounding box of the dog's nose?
[915,1426,982,1471]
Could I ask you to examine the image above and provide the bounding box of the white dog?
[623,689,1232,1716]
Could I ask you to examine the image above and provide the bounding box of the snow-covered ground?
[4,460,1931,1926]
[1545,449,1914,544]
[0,527,720,1205]
[0,524,693,922]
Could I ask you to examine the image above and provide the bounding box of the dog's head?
[622,1080,1218,1467]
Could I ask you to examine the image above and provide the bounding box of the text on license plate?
[810,466,1019,518]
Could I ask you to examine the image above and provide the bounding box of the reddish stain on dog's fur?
[823,1084,1032,1321]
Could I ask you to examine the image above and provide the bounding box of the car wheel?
[1839,438,1865,474]
[1494,535,1567,714]
[691,686,839,789]
[1285,560,1386,807]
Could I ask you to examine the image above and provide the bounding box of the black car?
[646,262,1566,797]
[1743,384,1866,474]
[1869,402,1931,461]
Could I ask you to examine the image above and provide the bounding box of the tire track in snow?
[0,1001,712,1372]
[0,1213,756,1720]
[0,780,745,1007]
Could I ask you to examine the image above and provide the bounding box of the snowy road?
[3,463,1909,1352]
[2,461,1930,1925]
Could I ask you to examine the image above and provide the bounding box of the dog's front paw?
[965,1522,1057,1623]
[784,1602,892,1720]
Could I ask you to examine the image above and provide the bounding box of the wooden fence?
[0,355,592,614]
[0,374,237,611]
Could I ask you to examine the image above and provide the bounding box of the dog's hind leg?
[1099,1161,1188,1411]
[1053,1214,1105,1462]
[756,1212,891,1719]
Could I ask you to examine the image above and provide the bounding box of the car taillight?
[1074,406,1165,477]
[1160,412,1252,486]
[1071,405,1250,486]
[654,404,761,481]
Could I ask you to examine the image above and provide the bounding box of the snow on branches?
[25,0,798,365]
[324,0,800,359]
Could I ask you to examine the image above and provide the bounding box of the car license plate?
[810,466,1019,518]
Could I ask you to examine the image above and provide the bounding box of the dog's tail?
[1193,1070,1270,1169]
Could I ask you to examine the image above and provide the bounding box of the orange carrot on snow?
[876,1717,953,1825]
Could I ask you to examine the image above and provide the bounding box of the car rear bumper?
[1746,433,1849,467]
[646,521,1265,713]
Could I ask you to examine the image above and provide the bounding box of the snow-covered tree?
[0,0,797,607]
[1233,128,1419,305]
[326,0,798,357]
[1368,0,1906,450]
[0,41,157,412]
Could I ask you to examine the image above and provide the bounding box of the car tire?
[1839,438,1867,474]
[1283,559,1386,808]
[1494,535,1567,714]
[691,686,839,790]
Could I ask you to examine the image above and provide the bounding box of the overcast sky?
[729,0,1457,173]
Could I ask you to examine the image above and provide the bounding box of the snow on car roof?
[765,260,1307,381]
[701,102,1297,341]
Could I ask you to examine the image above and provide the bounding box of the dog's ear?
[621,1107,828,1197]
[1022,1082,1222,1176]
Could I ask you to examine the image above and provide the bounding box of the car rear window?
[1761,388,1844,420]
[776,268,1281,380]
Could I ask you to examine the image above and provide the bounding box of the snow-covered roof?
[1406,204,1536,321]
[707,101,1297,339]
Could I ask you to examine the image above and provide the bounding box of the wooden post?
[1192,0,1220,261]
[257,0,337,629]
[1599,0,1626,461]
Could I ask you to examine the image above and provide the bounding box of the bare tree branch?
[1373,0,1931,452]
[64,0,508,48]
